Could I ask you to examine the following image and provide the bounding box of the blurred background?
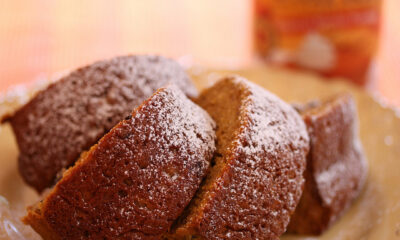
[0,0,399,107]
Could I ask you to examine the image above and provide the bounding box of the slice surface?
[172,76,309,240]
[288,94,368,235]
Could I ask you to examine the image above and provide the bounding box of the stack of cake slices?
[2,55,367,240]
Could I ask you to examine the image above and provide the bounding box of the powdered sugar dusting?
[288,94,368,234]
[310,94,368,213]
[179,76,309,239]
[234,76,309,158]
[10,55,198,192]
[128,84,216,173]
[233,76,309,236]
[316,162,347,205]
[38,85,215,239]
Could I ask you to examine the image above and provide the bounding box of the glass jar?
[255,0,382,85]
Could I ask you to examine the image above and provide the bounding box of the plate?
[1,66,399,239]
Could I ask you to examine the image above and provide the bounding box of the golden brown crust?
[24,86,216,239]
[23,204,60,240]
[288,94,368,235]
[9,55,197,193]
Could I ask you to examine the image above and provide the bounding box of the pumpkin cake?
[288,94,368,235]
[23,85,216,240]
[5,55,197,192]
[170,76,309,240]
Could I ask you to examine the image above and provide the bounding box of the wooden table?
[0,0,399,107]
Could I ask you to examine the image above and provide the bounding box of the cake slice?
[5,55,197,192]
[23,85,216,240]
[170,76,309,240]
[288,94,368,235]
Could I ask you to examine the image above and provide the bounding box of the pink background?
[0,0,398,106]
